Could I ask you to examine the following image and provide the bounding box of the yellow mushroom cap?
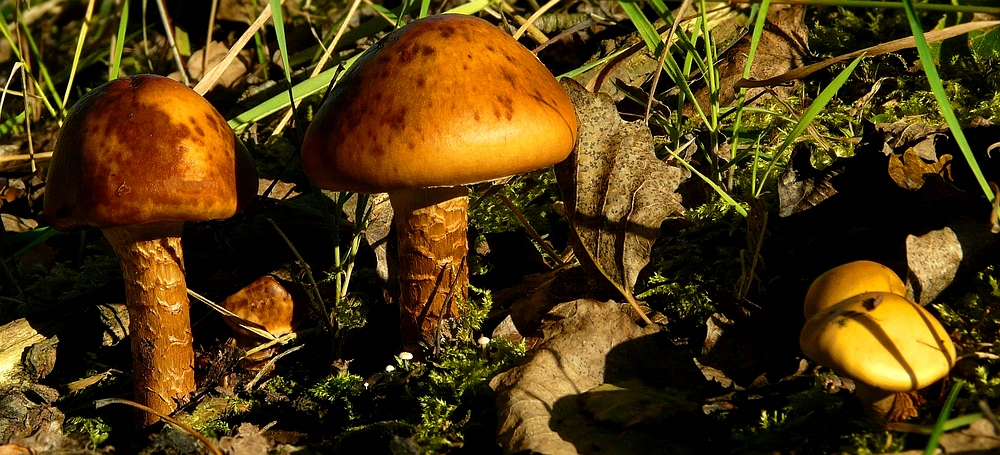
[800,292,955,392]
[803,260,907,320]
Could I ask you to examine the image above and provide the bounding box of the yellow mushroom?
[800,292,955,422]
[803,260,907,320]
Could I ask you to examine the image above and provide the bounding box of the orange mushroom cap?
[44,74,257,230]
[300,14,578,193]
[220,276,300,340]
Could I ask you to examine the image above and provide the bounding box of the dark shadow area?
[548,330,715,454]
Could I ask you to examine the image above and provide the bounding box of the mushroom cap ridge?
[44,74,257,230]
[800,292,955,392]
[301,14,578,193]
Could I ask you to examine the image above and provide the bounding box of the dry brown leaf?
[906,227,962,304]
[362,193,396,298]
[887,148,953,190]
[554,80,684,313]
[777,146,843,217]
[937,418,1000,453]
[219,422,271,455]
[690,4,808,114]
[490,299,658,455]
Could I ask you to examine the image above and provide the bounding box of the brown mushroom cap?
[220,275,300,339]
[803,260,907,319]
[800,292,956,392]
[44,74,257,230]
[300,14,578,193]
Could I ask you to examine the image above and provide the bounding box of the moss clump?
[63,415,111,447]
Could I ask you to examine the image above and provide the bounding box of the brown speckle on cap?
[300,14,578,193]
[44,74,258,230]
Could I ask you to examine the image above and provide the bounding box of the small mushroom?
[800,292,956,422]
[44,74,257,426]
[219,275,301,368]
[301,14,577,351]
[803,260,907,320]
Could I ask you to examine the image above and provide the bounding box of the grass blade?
[924,380,964,455]
[754,54,865,197]
[62,0,97,109]
[619,1,662,53]
[901,0,993,203]
[110,0,130,80]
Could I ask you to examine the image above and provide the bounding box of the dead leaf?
[581,381,698,429]
[906,227,962,304]
[490,299,658,455]
[690,4,808,115]
[876,121,948,158]
[888,148,953,190]
[777,146,843,217]
[937,418,1000,454]
[363,193,396,299]
[0,386,77,452]
[170,41,251,90]
[219,423,271,455]
[554,80,684,313]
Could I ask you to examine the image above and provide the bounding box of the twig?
[94,398,223,455]
[267,219,333,333]
[193,1,279,95]
[494,191,564,267]
[245,344,304,391]
[154,0,190,85]
[735,21,1000,88]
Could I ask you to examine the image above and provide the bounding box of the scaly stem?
[389,186,469,352]
[103,221,195,427]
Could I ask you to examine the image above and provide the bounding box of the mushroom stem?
[855,383,923,423]
[855,382,895,423]
[389,186,470,351]
[102,221,195,427]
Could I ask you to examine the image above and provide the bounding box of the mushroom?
[800,292,956,422]
[301,14,577,351]
[220,275,301,369]
[803,260,907,320]
[220,275,300,342]
[44,74,257,426]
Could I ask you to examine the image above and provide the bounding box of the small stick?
[94,398,223,455]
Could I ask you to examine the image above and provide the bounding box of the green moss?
[63,415,111,447]
[468,172,560,236]
[308,372,365,421]
[21,249,120,311]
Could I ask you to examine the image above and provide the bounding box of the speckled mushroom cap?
[800,292,956,392]
[44,74,258,230]
[300,14,578,193]
[220,275,300,339]
[803,260,907,319]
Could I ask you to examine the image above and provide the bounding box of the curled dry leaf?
[777,146,843,217]
[554,80,684,311]
[888,148,953,190]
